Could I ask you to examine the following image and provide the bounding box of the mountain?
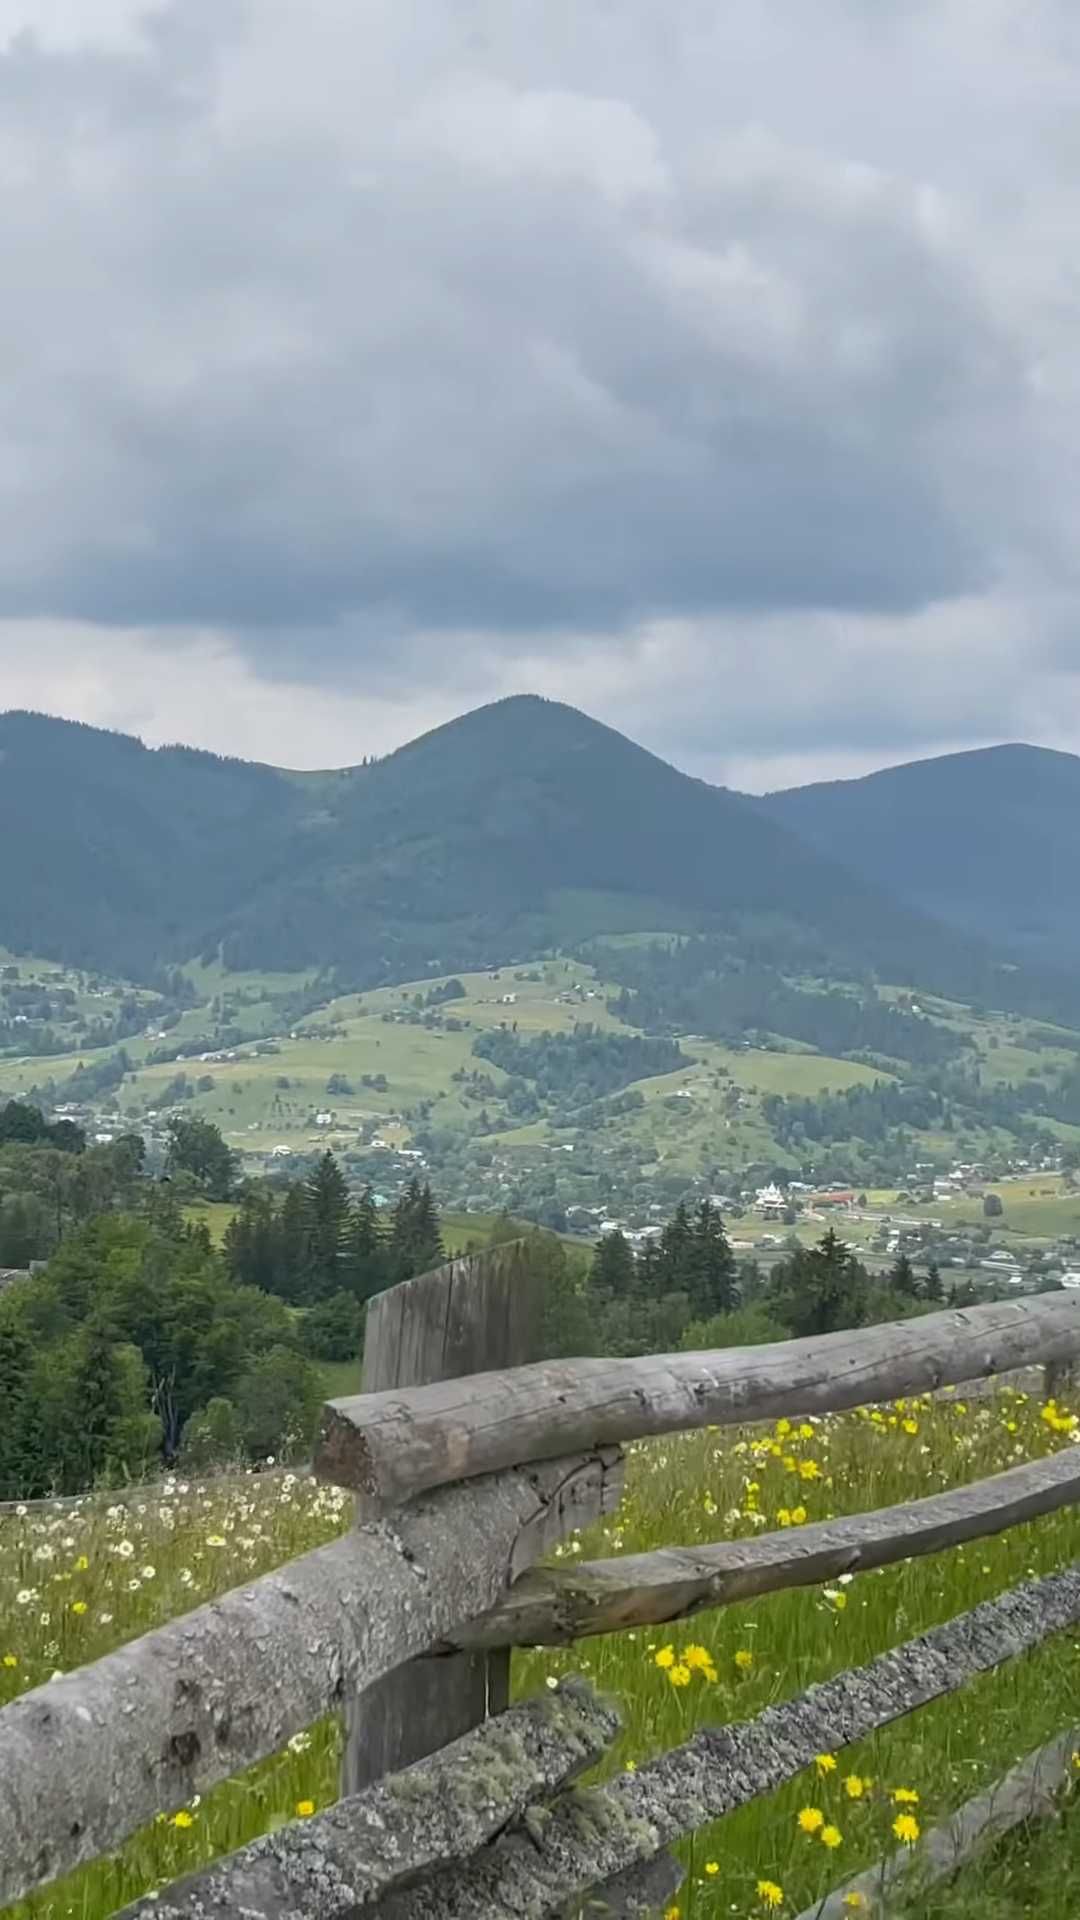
[760,743,1080,965]
[0,698,1073,1020]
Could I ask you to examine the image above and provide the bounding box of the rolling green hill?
[760,742,1080,965]
[4,698,1072,1028]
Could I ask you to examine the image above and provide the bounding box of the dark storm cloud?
[0,0,1078,782]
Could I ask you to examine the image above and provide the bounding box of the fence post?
[342,1242,545,1795]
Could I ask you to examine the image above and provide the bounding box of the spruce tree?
[924,1260,944,1302]
[301,1152,352,1301]
[685,1200,737,1318]
[591,1229,636,1300]
[656,1201,694,1294]
[346,1186,386,1301]
[888,1251,920,1300]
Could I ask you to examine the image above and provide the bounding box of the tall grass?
[4,1388,1080,1919]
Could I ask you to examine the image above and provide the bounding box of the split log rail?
[4,1248,1080,1918]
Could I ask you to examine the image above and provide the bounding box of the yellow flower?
[172,1810,194,1829]
[2,1653,17,1668]
[782,1455,798,1472]
[654,1645,676,1669]
[704,1860,719,1875]
[74,1555,89,1572]
[777,1508,792,1528]
[682,1644,713,1672]
[798,1806,824,1834]
[664,1907,681,1920]
[668,1663,692,1687]
[843,1895,868,1911]
[891,1787,919,1805]
[791,1506,808,1526]
[798,1459,823,1481]
[820,1825,843,1850]
[902,1418,918,1435]
[734,1648,754,1672]
[844,1774,865,1799]
[757,1881,784,1909]
[798,1424,814,1439]
[71,1601,88,1616]
[815,1753,837,1775]
[775,1418,792,1437]
[296,1799,316,1818]
[893,1813,920,1845]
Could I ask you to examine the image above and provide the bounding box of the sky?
[2,0,1080,791]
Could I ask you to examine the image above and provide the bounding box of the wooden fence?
[5,1248,1080,1919]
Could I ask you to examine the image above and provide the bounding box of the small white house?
[1061,1272,1080,1290]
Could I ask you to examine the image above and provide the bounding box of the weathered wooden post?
[342,1241,546,1793]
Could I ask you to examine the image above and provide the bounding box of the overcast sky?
[2,0,1079,790]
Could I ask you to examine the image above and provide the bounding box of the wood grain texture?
[0,1449,622,1907]
[367,1562,1080,1918]
[449,1442,1080,1650]
[344,1245,551,1794]
[118,1679,619,1920]
[317,1295,1080,1508]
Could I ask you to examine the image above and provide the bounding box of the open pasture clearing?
[5,1385,1080,1919]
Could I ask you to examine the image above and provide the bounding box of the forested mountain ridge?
[760,743,1080,964]
[2,699,1077,1026]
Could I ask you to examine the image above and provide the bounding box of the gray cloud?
[0,0,1078,779]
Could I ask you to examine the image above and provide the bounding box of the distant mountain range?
[1,699,1076,1020]
[759,743,1080,963]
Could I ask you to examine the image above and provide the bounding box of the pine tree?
[684,1200,737,1318]
[301,1152,352,1301]
[766,1228,869,1339]
[278,1184,309,1303]
[345,1186,386,1301]
[591,1229,636,1300]
[656,1201,694,1294]
[888,1252,920,1300]
[388,1177,444,1282]
[0,1303,34,1498]
[924,1260,944,1302]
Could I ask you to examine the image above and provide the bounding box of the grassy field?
[4,1387,1080,1919]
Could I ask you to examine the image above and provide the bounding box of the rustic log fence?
[5,1249,1080,1918]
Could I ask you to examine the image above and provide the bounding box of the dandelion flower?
[820,1825,843,1850]
[668,1663,692,1688]
[902,1418,919,1435]
[2,1654,17,1668]
[704,1860,719,1875]
[891,1787,919,1805]
[296,1800,316,1818]
[71,1601,88,1616]
[791,1506,808,1526]
[682,1644,713,1673]
[893,1813,920,1845]
[843,1896,868,1911]
[815,1753,837,1775]
[654,1645,676,1670]
[734,1648,754,1672]
[757,1881,783,1908]
[798,1807,824,1834]
[844,1774,866,1799]
[172,1810,194,1830]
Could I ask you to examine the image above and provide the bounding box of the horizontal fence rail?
[317,1294,1080,1507]
[449,1441,1080,1649]
[366,1563,1080,1919]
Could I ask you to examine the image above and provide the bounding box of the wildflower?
[74,1555,89,1572]
[172,1810,194,1830]
[15,1591,33,1607]
[798,1424,814,1439]
[902,1419,919,1435]
[777,1508,792,1528]
[815,1753,837,1776]
[663,1908,680,1920]
[668,1663,692,1688]
[798,1460,823,1481]
[844,1774,866,1799]
[115,1540,134,1560]
[704,1860,719,1876]
[2,1654,17,1668]
[821,1825,842,1850]
[775,1418,792,1437]
[141,1566,156,1581]
[654,1645,676,1670]
[288,1731,313,1755]
[891,1787,919,1805]
[798,1807,824,1834]
[205,1535,227,1549]
[71,1601,88,1616]
[791,1506,808,1526]
[756,1881,783,1908]
[682,1644,713,1673]
[823,1588,848,1610]
[843,1896,868,1911]
[296,1800,316,1818]
[734,1648,754,1672]
[892,1813,920,1845]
